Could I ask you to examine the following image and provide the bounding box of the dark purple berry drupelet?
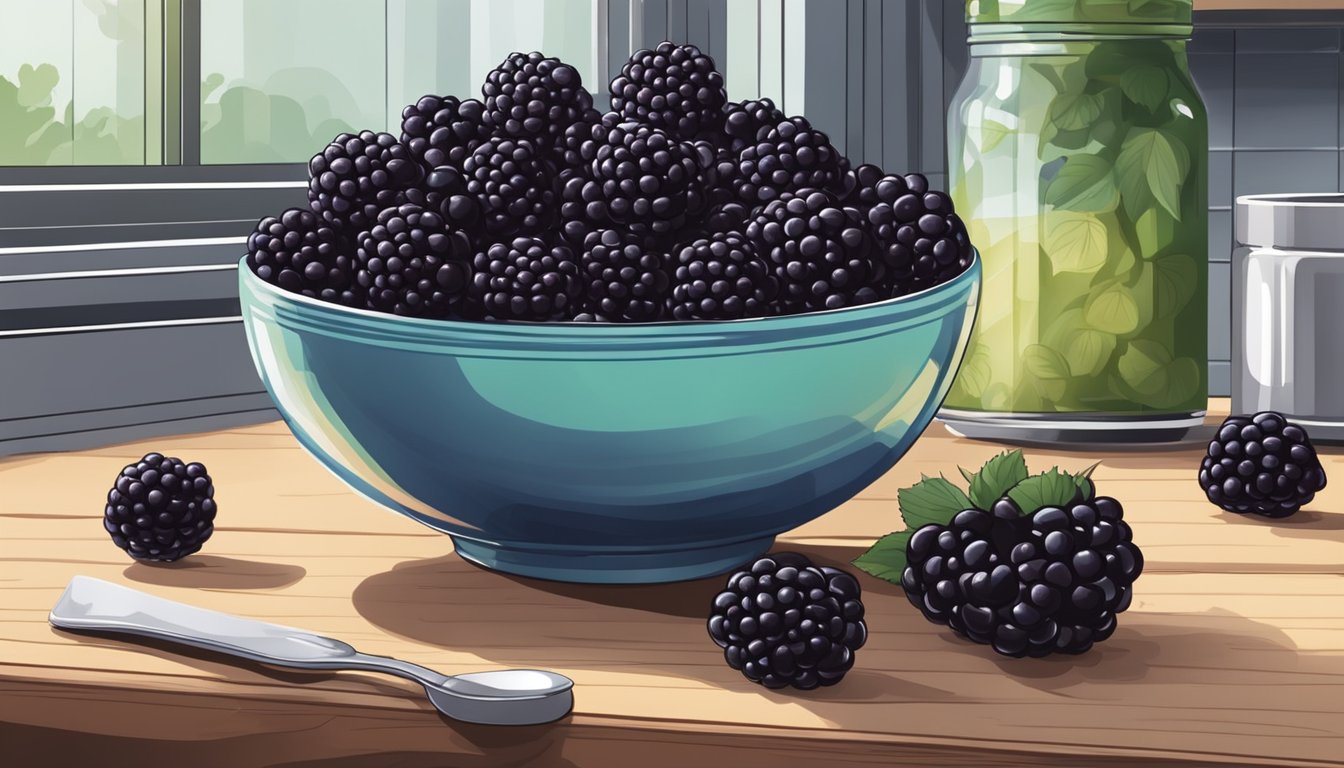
[463,136,557,238]
[708,552,868,690]
[399,94,489,172]
[246,208,360,307]
[732,116,847,207]
[902,496,1144,658]
[744,189,881,314]
[1199,411,1327,518]
[403,163,482,235]
[482,52,594,151]
[104,453,217,563]
[574,228,670,322]
[859,171,974,297]
[719,97,785,156]
[467,237,582,321]
[668,230,777,320]
[609,41,727,142]
[308,131,422,233]
[355,203,472,318]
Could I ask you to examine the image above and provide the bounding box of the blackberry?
[708,552,867,690]
[399,94,488,171]
[668,230,777,320]
[574,228,670,322]
[103,453,216,563]
[610,41,727,142]
[744,189,881,313]
[403,164,481,233]
[555,109,620,172]
[569,123,712,240]
[733,116,847,207]
[308,131,422,233]
[863,172,974,296]
[902,497,1144,658]
[355,203,472,318]
[1199,411,1327,518]
[463,137,557,238]
[834,163,887,209]
[482,51,594,151]
[719,97,785,156]
[701,201,751,235]
[246,208,360,307]
[467,237,581,321]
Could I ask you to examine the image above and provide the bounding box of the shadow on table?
[123,554,306,590]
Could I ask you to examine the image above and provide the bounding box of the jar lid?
[967,0,1192,25]
[1236,194,1344,251]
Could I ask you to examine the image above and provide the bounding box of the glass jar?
[940,0,1208,445]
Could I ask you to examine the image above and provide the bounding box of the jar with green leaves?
[940,0,1208,444]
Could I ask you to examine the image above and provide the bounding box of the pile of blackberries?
[247,43,975,322]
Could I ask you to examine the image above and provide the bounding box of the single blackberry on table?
[744,189,882,313]
[719,97,785,155]
[463,136,557,238]
[403,164,481,233]
[482,51,594,150]
[104,453,216,563]
[467,236,581,321]
[609,41,727,142]
[708,552,867,690]
[668,230,777,320]
[355,203,472,318]
[863,172,974,297]
[733,116,847,207]
[902,496,1144,658]
[308,131,422,233]
[1199,411,1327,518]
[399,94,488,171]
[246,208,360,307]
[569,123,713,240]
[574,228,670,322]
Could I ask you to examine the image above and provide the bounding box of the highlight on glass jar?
[939,0,1209,446]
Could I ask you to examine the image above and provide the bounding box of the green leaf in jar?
[1116,128,1190,220]
[1120,66,1169,111]
[1155,356,1202,409]
[954,346,992,399]
[1065,328,1118,378]
[1134,207,1176,258]
[1152,254,1200,318]
[1043,211,1108,275]
[1005,0,1082,22]
[1045,155,1119,213]
[1049,91,1105,131]
[1117,339,1172,395]
[1084,281,1141,334]
[1025,344,1072,380]
[979,119,1013,153]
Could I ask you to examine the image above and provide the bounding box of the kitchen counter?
[2,399,1342,768]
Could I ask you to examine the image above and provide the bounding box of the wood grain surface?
[2,400,1342,768]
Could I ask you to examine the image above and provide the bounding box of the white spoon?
[49,575,574,725]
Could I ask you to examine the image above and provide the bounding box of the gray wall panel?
[642,0,668,49]
[667,0,688,43]
[845,0,864,164]
[803,0,848,156]
[862,0,884,168]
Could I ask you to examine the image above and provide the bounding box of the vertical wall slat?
[643,0,668,49]
[845,0,863,164]
[917,0,944,176]
[706,0,728,88]
[687,0,710,48]
[881,0,909,174]
[759,0,784,107]
[862,0,883,169]
[782,0,806,117]
[725,0,760,100]
[803,0,846,155]
[667,0,688,43]
[606,0,630,104]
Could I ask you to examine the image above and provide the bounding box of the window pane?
[0,1,74,165]
[72,0,147,164]
[200,0,388,164]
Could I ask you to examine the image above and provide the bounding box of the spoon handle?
[49,575,359,668]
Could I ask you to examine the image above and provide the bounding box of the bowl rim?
[239,248,980,342]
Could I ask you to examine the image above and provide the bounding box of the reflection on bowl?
[238,253,980,584]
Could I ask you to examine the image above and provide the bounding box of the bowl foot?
[450,535,777,584]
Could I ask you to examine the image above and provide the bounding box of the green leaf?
[852,530,914,583]
[1116,128,1190,220]
[1045,155,1119,213]
[1084,281,1141,334]
[1117,339,1173,395]
[1120,66,1168,111]
[1134,207,1176,258]
[1064,328,1117,377]
[1049,92,1104,131]
[1024,344,1072,380]
[980,119,1012,153]
[967,450,1030,511]
[954,347,992,399]
[1007,468,1080,512]
[1156,356,1203,409]
[1043,211,1108,275]
[1153,254,1199,318]
[898,475,973,531]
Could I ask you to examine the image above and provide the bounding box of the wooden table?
[2,399,1342,768]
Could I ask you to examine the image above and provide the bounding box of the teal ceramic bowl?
[238,254,980,583]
